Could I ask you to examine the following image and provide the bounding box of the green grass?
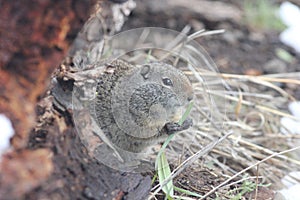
[243,0,286,31]
[155,102,194,199]
[276,48,295,63]
[227,178,272,200]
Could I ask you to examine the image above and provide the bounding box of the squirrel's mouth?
[170,107,184,122]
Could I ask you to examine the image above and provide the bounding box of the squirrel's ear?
[140,64,151,79]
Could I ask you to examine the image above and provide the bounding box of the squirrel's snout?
[187,95,193,102]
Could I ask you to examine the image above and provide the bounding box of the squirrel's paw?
[163,118,193,135]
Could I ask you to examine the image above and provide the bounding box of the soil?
[123,0,300,199]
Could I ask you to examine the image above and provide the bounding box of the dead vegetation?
[1,1,300,199]
[112,28,300,199]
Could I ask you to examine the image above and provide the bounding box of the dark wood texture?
[0,0,150,199]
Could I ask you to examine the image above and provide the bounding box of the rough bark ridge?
[0,0,151,199]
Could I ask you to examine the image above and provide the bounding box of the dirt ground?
[123,0,300,199]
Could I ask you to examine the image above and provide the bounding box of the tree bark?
[0,0,151,199]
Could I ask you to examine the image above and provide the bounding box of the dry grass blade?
[162,52,300,198]
[159,29,225,61]
[200,146,300,199]
[229,135,300,166]
[116,28,300,199]
[187,29,225,42]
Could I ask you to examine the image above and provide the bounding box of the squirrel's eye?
[162,78,173,86]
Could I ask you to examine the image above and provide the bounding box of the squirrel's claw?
[163,118,193,135]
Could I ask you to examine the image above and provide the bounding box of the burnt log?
[0,0,151,199]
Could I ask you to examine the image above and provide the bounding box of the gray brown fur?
[93,60,193,153]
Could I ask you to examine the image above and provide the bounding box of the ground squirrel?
[93,60,193,153]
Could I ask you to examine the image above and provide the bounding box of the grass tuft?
[243,0,286,31]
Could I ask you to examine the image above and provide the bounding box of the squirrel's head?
[111,60,193,139]
[138,62,194,122]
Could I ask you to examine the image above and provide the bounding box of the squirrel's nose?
[187,96,193,102]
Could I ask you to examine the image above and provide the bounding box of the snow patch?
[289,101,300,118]
[0,114,14,157]
[279,2,300,53]
[281,101,300,134]
[278,172,300,200]
[279,101,300,199]
[279,184,300,200]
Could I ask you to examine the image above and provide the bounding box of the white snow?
[279,101,300,199]
[279,184,300,200]
[280,101,300,134]
[278,5,300,196]
[280,117,300,134]
[279,2,300,27]
[281,171,300,188]
[279,2,300,53]
[0,114,14,157]
[289,101,300,118]
[278,172,300,200]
